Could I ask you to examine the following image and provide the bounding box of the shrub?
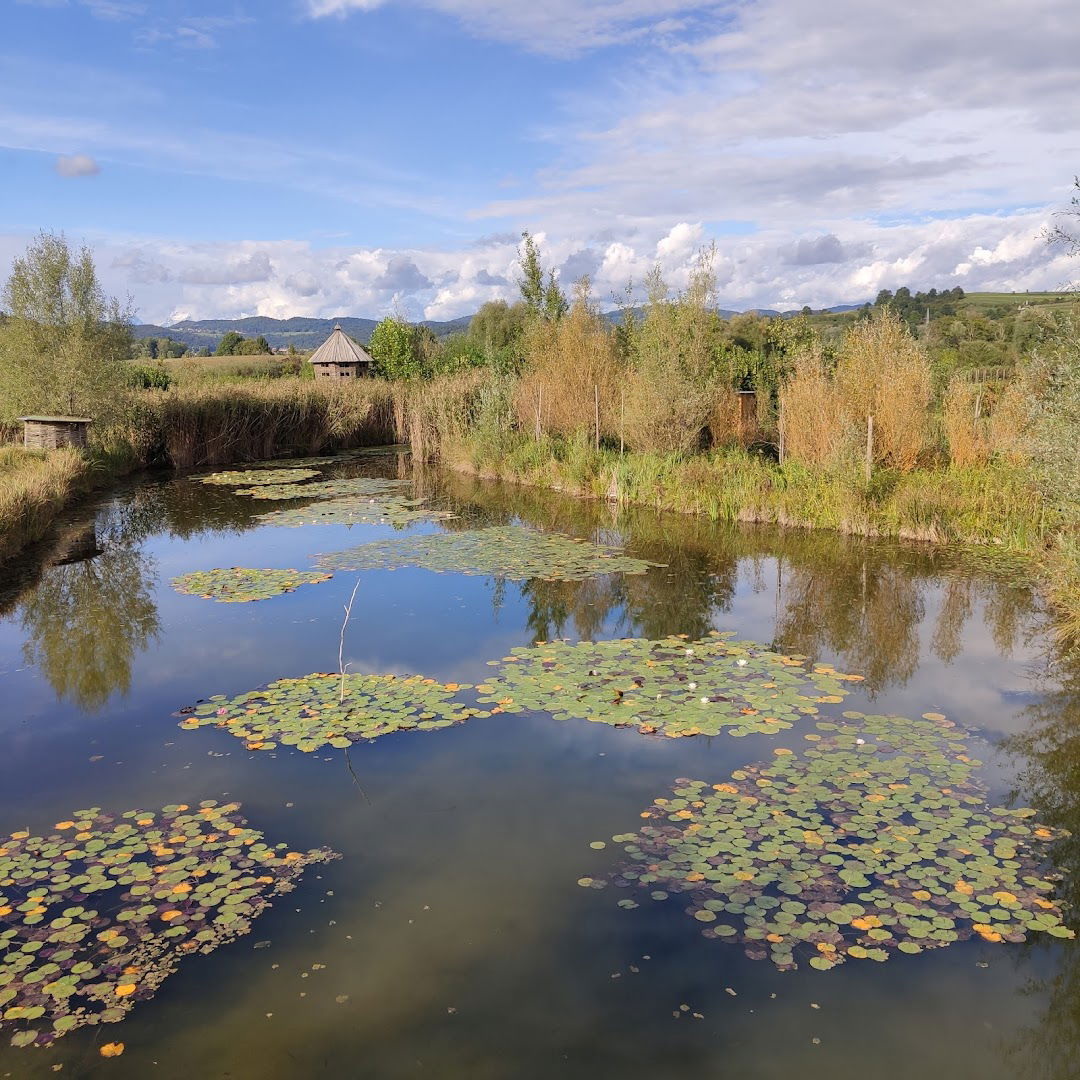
[126,363,172,391]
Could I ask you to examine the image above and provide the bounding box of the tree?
[1047,178,1080,267]
[215,331,244,356]
[368,317,424,379]
[469,300,529,354]
[517,232,545,312]
[517,231,567,320]
[0,231,133,423]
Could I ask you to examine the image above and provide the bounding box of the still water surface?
[0,452,1077,1079]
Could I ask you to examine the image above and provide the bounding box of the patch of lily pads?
[0,801,336,1048]
[198,468,321,487]
[473,632,862,738]
[314,525,661,581]
[171,568,333,603]
[234,477,411,501]
[178,673,477,752]
[598,710,1072,970]
[257,495,451,528]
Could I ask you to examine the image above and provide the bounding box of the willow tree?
[0,232,133,424]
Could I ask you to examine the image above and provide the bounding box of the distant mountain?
[131,315,472,352]
[133,304,868,353]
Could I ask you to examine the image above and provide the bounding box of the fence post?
[865,414,874,484]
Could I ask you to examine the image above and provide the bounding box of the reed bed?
[0,446,95,562]
[147,379,397,467]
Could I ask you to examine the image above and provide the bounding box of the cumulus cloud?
[55,153,100,177]
[27,207,1066,327]
[372,255,433,293]
[782,234,873,267]
[177,252,273,286]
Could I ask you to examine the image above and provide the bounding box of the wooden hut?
[19,416,93,450]
[309,325,374,380]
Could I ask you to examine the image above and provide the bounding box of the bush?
[126,363,172,390]
[514,283,621,443]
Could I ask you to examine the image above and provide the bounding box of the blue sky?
[1,0,1077,323]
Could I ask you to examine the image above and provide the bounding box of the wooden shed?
[19,416,93,450]
[309,325,374,380]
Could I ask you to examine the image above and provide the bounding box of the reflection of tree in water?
[999,647,1080,1080]
[774,554,925,694]
[428,467,1041,688]
[18,506,160,712]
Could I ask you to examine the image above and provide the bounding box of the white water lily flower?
[688,682,697,690]
[856,738,865,745]
[736,659,748,667]
[701,697,709,704]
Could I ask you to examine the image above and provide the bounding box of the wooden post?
[620,387,625,456]
[594,385,600,452]
[865,414,874,484]
[778,400,785,465]
[973,389,983,438]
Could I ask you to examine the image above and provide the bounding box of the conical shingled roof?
[309,324,374,366]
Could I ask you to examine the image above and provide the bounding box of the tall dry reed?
[148,379,396,467]
[834,311,932,472]
[513,291,622,442]
[778,350,845,466]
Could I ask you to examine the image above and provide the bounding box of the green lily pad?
[0,802,336,1048]
[199,468,321,487]
[472,632,860,738]
[597,710,1071,970]
[315,526,661,581]
[171,568,333,603]
[178,672,477,752]
[258,496,451,528]
[235,477,411,501]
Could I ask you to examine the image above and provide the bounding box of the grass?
[162,355,310,383]
[0,379,400,563]
[960,292,1080,313]
[0,445,97,563]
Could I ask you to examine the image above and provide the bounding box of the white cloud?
[55,153,100,177]
[25,207,1061,327]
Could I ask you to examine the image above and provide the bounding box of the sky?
[0,0,1077,325]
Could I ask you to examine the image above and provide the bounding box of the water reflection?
[428,469,1039,697]
[1001,648,1080,1080]
[16,506,160,711]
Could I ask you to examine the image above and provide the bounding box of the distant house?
[309,324,374,380]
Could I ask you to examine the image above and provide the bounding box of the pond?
[0,450,1077,1079]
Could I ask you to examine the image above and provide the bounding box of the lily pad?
[179,672,477,751]
[258,496,451,528]
[171,568,332,603]
[315,526,660,581]
[0,802,336,1048]
[599,710,1071,970]
[198,468,321,487]
[473,632,860,738]
[235,477,411,501]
